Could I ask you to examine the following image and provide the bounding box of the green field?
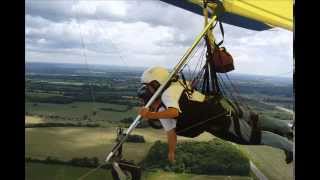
[26,126,293,180]
[25,100,293,131]
[238,145,293,180]
[26,116,44,124]
[25,127,213,162]
[26,163,253,180]
[25,99,293,180]
[26,162,111,180]
[26,63,293,179]
[25,102,139,123]
[144,170,253,180]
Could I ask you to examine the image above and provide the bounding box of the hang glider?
[73,1,294,179]
[159,0,293,31]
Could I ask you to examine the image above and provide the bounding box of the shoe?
[249,112,259,129]
[284,150,293,164]
[286,132,294,140]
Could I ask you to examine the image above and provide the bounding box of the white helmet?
[141,66,169,85]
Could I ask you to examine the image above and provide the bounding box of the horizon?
[26,61,293,79]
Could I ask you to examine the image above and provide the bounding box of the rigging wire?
[218,69,294,115]
[193,65,206,90]
[72,1,107,179]
[216,74,230,98]
[225,73,253,111]
[26,0,33,121]
[186,40,207,80]
[221,73,251,111]
[217,73,249,117]
[190,41,206,81]
[217,74,236,99]
[77,163,108,180]
[186,64,192,80]
[190,44,207,89]
[88,4,144,176]
[179,39,205,73]
[73,0,98,120]
[92,10,129,67]
[71,1,146,179]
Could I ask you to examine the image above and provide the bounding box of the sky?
[25,0,293,78]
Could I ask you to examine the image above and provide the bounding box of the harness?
[175,92,230,138]
[161,87,261,144]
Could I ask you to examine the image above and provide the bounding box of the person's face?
[144,83,161,110]
[137,83,155,106]
[146,83,156,94]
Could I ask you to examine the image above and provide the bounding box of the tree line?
[25,122,100,128]
[26,156,111,169]
[142,139,250,176]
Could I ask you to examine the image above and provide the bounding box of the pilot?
[137,66,293,164]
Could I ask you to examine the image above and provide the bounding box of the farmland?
[25,126,293,180]
[26,163,254,180]
[25,127,213,162]
[25,62,294,180]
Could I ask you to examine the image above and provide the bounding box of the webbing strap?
[249,112,262,144]
[232,116,243,140]
[179,72,193,96]
[176,110,228,135]
[216,20,224,46]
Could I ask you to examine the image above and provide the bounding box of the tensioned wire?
[72,1,135,179]
[179,38,206,76]
[73,1,293,177]
[225,73,251,110]
[177,39,208,93]
[221,70,294,112]
[27,1,294,179]
[219,73,251,112]
[190,43,207,89]
[74,16,209,180]
[186,20,220,90]
[178,40,206,94]
[185,40,206,82]
[92,7,129,67]
[190,42,206,82]
[71,1,108,179]
[72,0,98,120]
[72,1,155,178]
[186,38,207,80]
[216,74,228,97]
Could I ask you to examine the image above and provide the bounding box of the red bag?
[209,20,234,73]
[212,47,234,73]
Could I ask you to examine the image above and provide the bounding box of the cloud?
[25,0,293,77]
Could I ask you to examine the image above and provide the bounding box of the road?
[275,106,294,115]
[250,161,268,180]
[231,142,268,180]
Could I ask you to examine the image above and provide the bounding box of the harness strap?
[216,20,224,46]
[249,112,262,144]
[178,72,194,97]
[232,115,243,140]
[176,110,228,135]
[230,112,262,145]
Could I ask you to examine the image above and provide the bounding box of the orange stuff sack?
[212,47,234,73]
